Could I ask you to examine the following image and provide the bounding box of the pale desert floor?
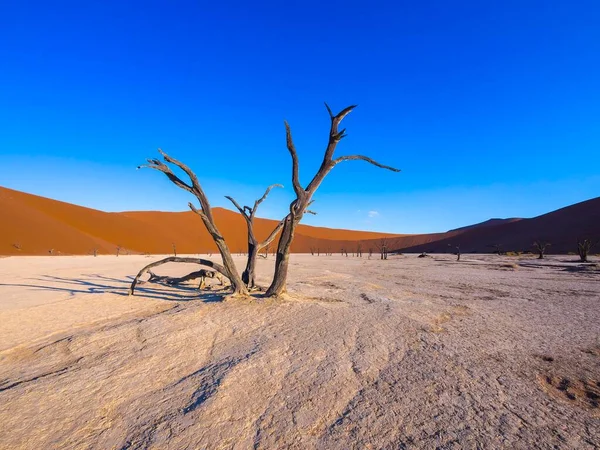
[0,253,599,449]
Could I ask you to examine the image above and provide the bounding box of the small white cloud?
[368,210,379,218]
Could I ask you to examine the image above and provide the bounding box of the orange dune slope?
[3,186,597,256]
[0,187,404,256]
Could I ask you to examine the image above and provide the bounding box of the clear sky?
[1,0,599,233]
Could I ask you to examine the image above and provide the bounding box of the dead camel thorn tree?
[130,149,249,296]
[225,184,285,289]
[129,103,398,298]
[449,244,461,261]
[532,240,550,259]
[577,238,597,263]
[377,237,389,260]
[265,103,400,296]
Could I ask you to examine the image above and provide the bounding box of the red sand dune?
[0,187,404,256]
[1,186,598,256]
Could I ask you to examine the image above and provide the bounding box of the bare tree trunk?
[225,184,284,289]
[242,242,259,288]
[267,215,298,295]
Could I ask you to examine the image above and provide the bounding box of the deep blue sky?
[1,0,599,233]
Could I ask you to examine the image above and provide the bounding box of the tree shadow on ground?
[0,274,228,303]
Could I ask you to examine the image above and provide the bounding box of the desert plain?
[0,253,599,449]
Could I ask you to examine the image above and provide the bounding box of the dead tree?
[172,242,177,257]
[532,240,550,259]
[356,242,363,257]
[265,104,399,296]
[449,244,461,261]
[491,243,503,255]
[377,238,389,260]
[225,184,284,288]
[92,248,98,257]
[116,245,121,257]
[135,150,249,296]
[577,238,597,262]
[12,242,21,251]
[368,248,373,259]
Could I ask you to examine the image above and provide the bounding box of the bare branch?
[305,104,359,194]
[147,269,222,286]
[188,202,224,241]
[129,257,228,295]
[187,202,209,223]
[333,154,400,172]
[225,196,248,218]
[305,210,317,215]
[324,102,334,120]
[257,217,287,250]
[334,105,357,125]
[284,121,304,198]
[254,183,283,208]
[138,159,195,195]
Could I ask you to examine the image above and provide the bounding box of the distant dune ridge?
[1,186,598,256]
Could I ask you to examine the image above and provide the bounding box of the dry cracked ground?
[0,254,599,449]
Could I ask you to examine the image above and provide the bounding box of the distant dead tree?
[449,244,461,261]
[577,238,597,263]
[310,247,315,256]
[491,243,503,255]
[356,242,363,257]
[264,104,399,296]
[12,242,21,251]
[377,238,389,260]
[368,248,373,259]
[131,150,249,296]
[172,242,177,257]
[532,240,550,260]
[116,245,121,257]
[93,248,98,257]
[225,184,284,288]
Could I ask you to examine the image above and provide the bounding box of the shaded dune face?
[1,186,599,256]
